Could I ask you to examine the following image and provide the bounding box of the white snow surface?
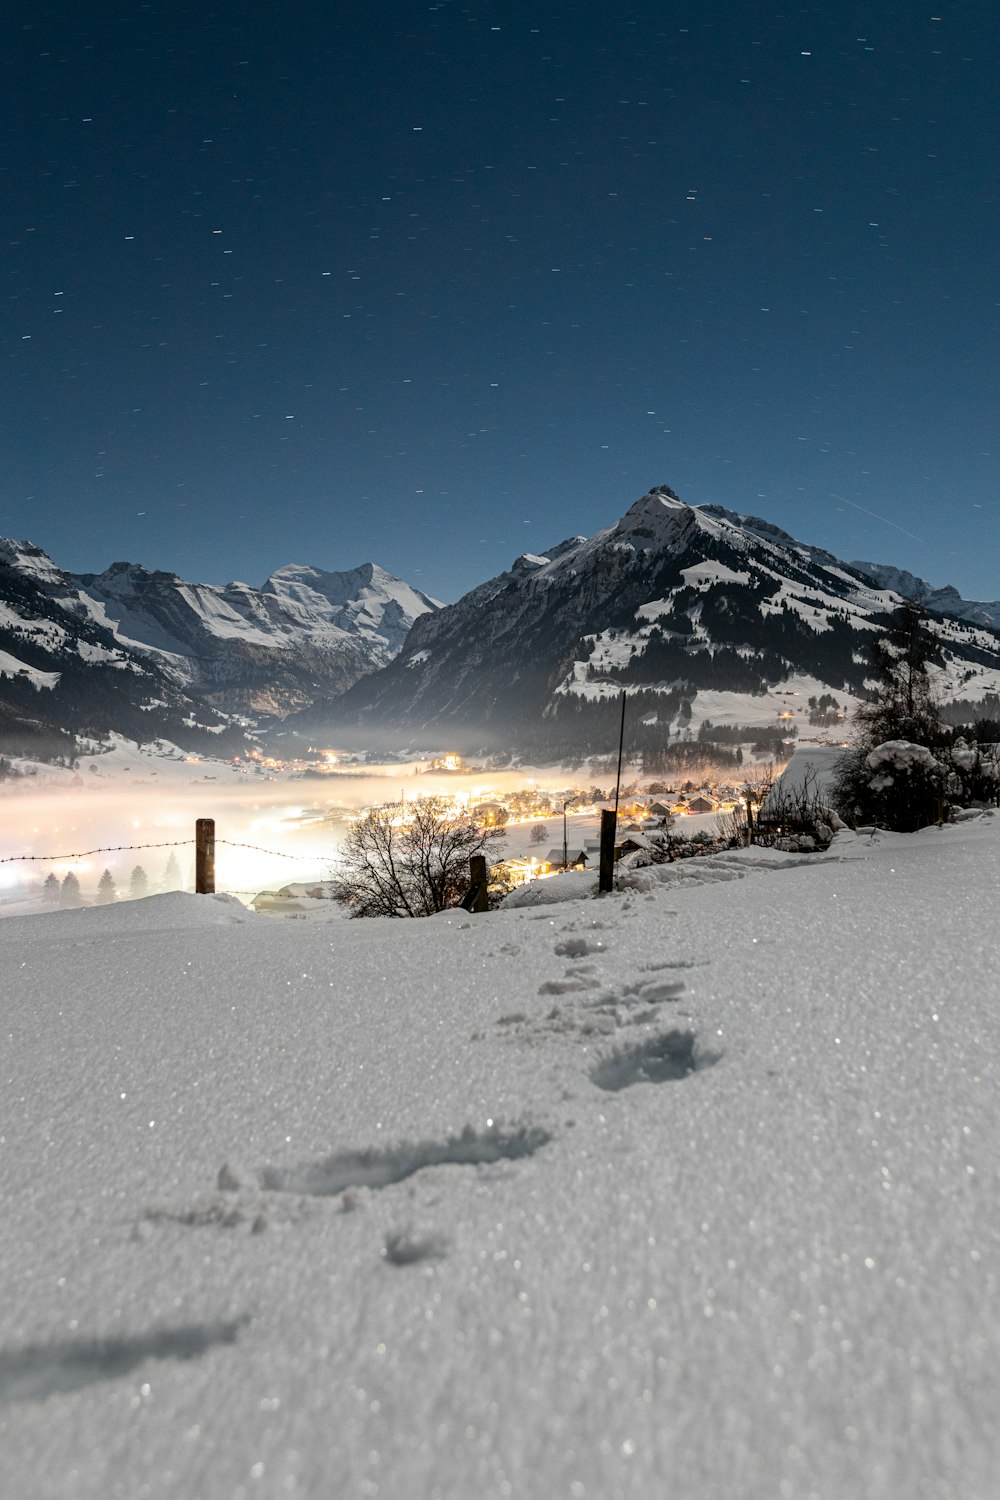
[262,562,441,657]
[679,559,752,590]
[0,649,59,689]
[3,818,1000,1499]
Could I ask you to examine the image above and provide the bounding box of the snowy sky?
[2,2,998,602]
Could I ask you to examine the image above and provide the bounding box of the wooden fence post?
[598,808,616,894]
[468,854,489,913]
[195,818,215,894]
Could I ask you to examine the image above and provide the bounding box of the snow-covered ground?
[3,815,1000,1499]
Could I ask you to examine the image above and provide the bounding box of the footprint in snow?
[553,936,608,958]
[381,1229,450,1266]
[253,1123,552,1198]
[590,1029,719,1092]
[0,1319,246,1405]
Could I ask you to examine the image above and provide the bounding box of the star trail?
[2,2,998,602]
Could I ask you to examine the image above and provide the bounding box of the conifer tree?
[162,851,182,891]
[833,599,946,830]
[857,598,943,748]
[43,872,60,904]
[60,871,82,908]
[129,865,149,900]
[97,868,116,905]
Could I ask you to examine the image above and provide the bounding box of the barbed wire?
[216,839,320,860]
[0,839,195,865]
[1,836,326,866]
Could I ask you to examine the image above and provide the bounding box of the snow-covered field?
[3,815,999,1499]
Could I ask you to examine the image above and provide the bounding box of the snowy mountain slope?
[3,817,1000,1499]
[852,558,1000,630]
[75,558,440,715]
[0,539,441,728]
[311,485,1000,754]
[0,545,245,759]
[263,562,440,659]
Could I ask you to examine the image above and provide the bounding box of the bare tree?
[738,763,776,845]
[331,797,507,918]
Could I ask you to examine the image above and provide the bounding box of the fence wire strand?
[1,836,325,866]
[0,839,195,865]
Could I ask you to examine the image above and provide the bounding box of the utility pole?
[613,690,627,822]
[601,693,627,895]
[598,808,616,894]
[562,800,569,872]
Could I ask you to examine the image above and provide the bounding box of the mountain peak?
[0,537,66,587]
[606,485,707,552]
[264,560,440,624]
[327,483,1000,753]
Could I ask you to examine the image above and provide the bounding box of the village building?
[428,753,466,772]
[540,848,590,873]
[685,794,717,814]
[471,801,507,827]
[251,881,335,913]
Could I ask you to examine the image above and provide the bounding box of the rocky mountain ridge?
[851,559,1000,630]
[303,485,1000,758]
[4,491,999,765]
[0,539,439,755]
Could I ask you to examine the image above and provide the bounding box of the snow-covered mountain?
[262,562,440,661]
[74,555,440,716]
[0,541,245,759]
[0,539,439,752]
[311,485,1000,756]
[852,560,1000,631]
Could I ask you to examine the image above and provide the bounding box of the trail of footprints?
[493,918,710,1047]
[140,921,719,1261]
[8,923,719,1406]
[529,919,719,1090]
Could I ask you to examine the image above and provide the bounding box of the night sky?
[3,2,998,603]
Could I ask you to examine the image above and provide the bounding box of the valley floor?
[2,817,999,1499]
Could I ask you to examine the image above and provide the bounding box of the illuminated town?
[0,732,786,913]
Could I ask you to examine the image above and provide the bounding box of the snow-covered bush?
[619,828,741,867]
[834,739,946,833]
[832,599,953,832]
[752,766,835,851]
[865,739,941,782]
[943,737,1000,807]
